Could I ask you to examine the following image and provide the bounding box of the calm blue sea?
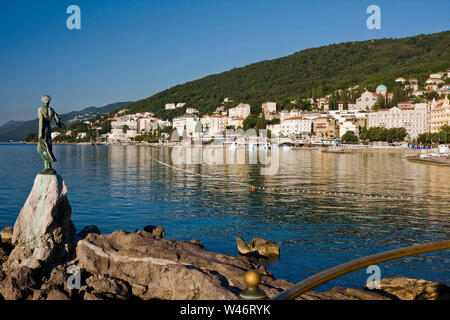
[0,143,449,291]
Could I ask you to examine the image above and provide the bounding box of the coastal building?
[280,110,290,121]
[429,72,445,79]
[173,114,199,137]
[157,119,171,129]
[77,132,87,139]
[267,124,281,137]
[426,83,441,91]
[313,117,339,138]
[328,110,367,124]
[137,117,158,133]
[186,108,199,115]
[339,120,359,138]
[265,112,280,122]
[165,103,176,110]
[111,116,138,131]
[135,112,154,118]
[397,101,415,108]
[367,103,430,139]
[395,77,406,83]
[176,103,186,108]
[228,103,251,119]
[350,90,379,111]
[289,109,301,118]
[227,117,245,129]
[262,102,277,113]
[426,78,444,85]
[430,97,450,133]
[317,98,329,110]
[299,111,322,120]
[280,117,313,137]
[201,114,227,136]
[108,116,139,142]
[439,86,450,96]
[51,132,61,139]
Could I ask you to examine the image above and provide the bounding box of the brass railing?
[271,240,450,300]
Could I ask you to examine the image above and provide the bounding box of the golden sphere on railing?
[240,271,266,300]
[244,271,261,287]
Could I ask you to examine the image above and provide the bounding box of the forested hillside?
[126,31,450,118]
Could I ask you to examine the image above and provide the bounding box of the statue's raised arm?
[37,95,60,175]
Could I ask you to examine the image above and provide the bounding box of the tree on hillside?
[243,114,258,131]
[373,94,387,110]
[391,85,411,107]
[112,31,450,118]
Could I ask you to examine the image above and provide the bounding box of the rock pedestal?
[12,174,75,248]
[6,174,75,270]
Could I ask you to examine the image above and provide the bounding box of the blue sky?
[0,0,449,124]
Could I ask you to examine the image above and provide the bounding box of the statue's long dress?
[37,110,57,164]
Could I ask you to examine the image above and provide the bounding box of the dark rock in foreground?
[1,227,449,300]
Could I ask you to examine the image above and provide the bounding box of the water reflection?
[0,144,448,290]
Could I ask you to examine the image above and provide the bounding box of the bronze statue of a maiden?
[37,95,64,174]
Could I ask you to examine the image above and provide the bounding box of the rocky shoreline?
[0,173,448,301]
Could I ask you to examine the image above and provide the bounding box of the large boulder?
[82,275,130,300]
[12,174,75,248]
[143,225,165,239]
[236,237,280,258]
[374,277,450,300]
[6,174,76,271]
[76,230,290,299]
[0,266,38,300]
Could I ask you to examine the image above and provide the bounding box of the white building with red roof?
[367,103,430,139]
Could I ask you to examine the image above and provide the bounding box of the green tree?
[439,124,450,143]
[243,114,258,130]
[24,133,38,143]
[342,131,358,143]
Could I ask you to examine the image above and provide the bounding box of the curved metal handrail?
[271,240,450,300]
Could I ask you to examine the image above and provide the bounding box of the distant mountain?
[0,101,132,141]
[125,30,450,118]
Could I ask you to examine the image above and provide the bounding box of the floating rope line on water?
[150,156,252,188]
[149,157,443,203]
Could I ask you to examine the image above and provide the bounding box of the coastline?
[20,141,427,154]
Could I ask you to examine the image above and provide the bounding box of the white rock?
[12,174,75,249]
